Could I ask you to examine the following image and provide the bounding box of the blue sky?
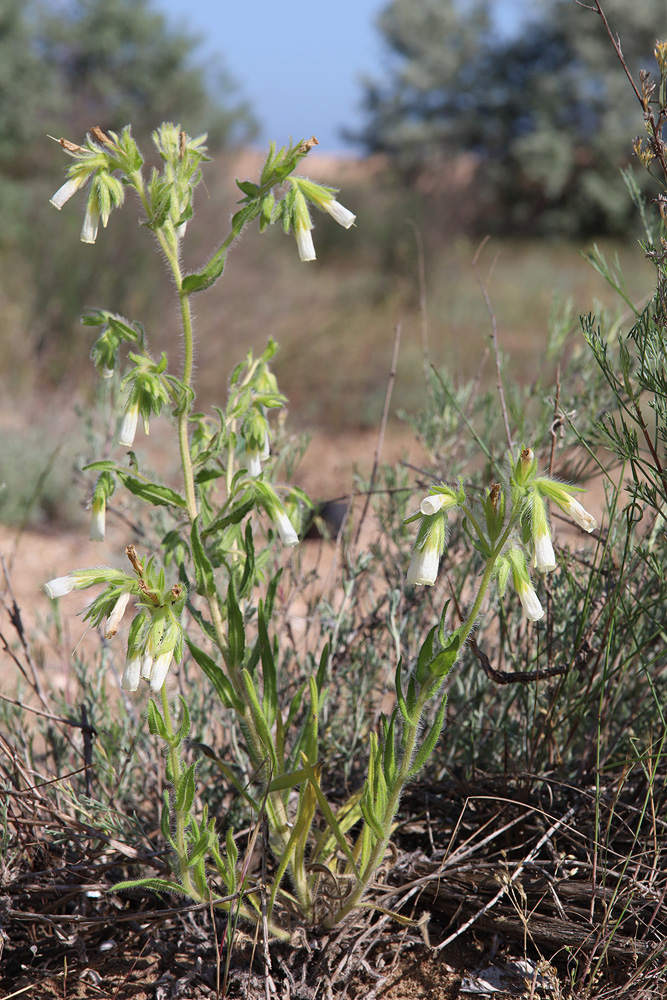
[155,0,526,151]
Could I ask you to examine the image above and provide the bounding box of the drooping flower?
[533,529,556,574]
[274,507,299,547]
[50,174,88,210]
[121,652,142,692]
[294,217,316,262]
[80,199,100,244]
[530,493,556,573]
[406,512,447,586]
[149,650,174,692]
[44,575,77,599]
[119,399,140,448]
[508,548,544,622]
[533,478,597,533]
[105,592,131,638]
[516,578,545,622]
[291,177,356,229]
[89,495,106,542]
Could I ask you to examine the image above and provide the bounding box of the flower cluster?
[405,448,597,624]
[44,547,185,693]
[285,177,356,262]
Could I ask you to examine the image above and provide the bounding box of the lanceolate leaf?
[116,471,187,508]
[110,878,189,895]
[191,515,215,597]
[409,693,448,778]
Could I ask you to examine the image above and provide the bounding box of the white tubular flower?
[141,653,153,680]
[406,513,447,586]
[244,447,262,478]
[81,202,100,244]
[44,575,76,599]
[274,508,299,547]
[149,650,174,692]
[119,400,140,448]
[406,543,440,587]
[516,579,545,622]
[533,478,597,533]
[50,175,87,210]
[105,593,131,638]
[295,220,316,262]
[90,496,106,542]
[321,199,356,229]
[121,652,142,692]
[420,494,449,516]
[533,529,556,574]
[561,496,597,532]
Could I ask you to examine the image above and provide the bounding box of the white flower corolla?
[121,652,142,692]
[533,478,598,533]
[149,650,174,692]
[105,593,131,639]
[295,219,316,262]
[406,542,440,586]
[119,400,140,448]
[533,529,556,573]
[561,496,597,532]
[244,447,262,478]
[50,175,87,210]
[420,494,448,516]
[320,198,356,229]
[44,575,76,599]
[141,652,153,680]
[274,508,299,547]
[406,513,447,586]
[516,579,545,622]
[90,496,106,542]
[81,202,100,244]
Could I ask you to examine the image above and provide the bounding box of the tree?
[0,0,256,377]
[40,0,255,148]
[356,0,665,236]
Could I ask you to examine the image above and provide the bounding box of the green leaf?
[175,695,191,742]
[175,763,196,813]
[395,659,411,724]
[110,878,189,896]
[82,460,116,472]
[227,576,245,668]
[186,636,238,710]
[238,521,256,599]
[203,495,255,537]
[409,693,448,778]
[116,471,187,508]
[360,786,385,841]
[182,247,228,294]
[147,699,167,739]
[191,515,216,597]
[428,633,462,680]
[382,711,397,786]
[267,768,308,792]
[258,599,277,728]
[241,669,278,773]
[236,179,259,197]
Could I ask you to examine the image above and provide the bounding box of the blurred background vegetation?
[0,0,659,526]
